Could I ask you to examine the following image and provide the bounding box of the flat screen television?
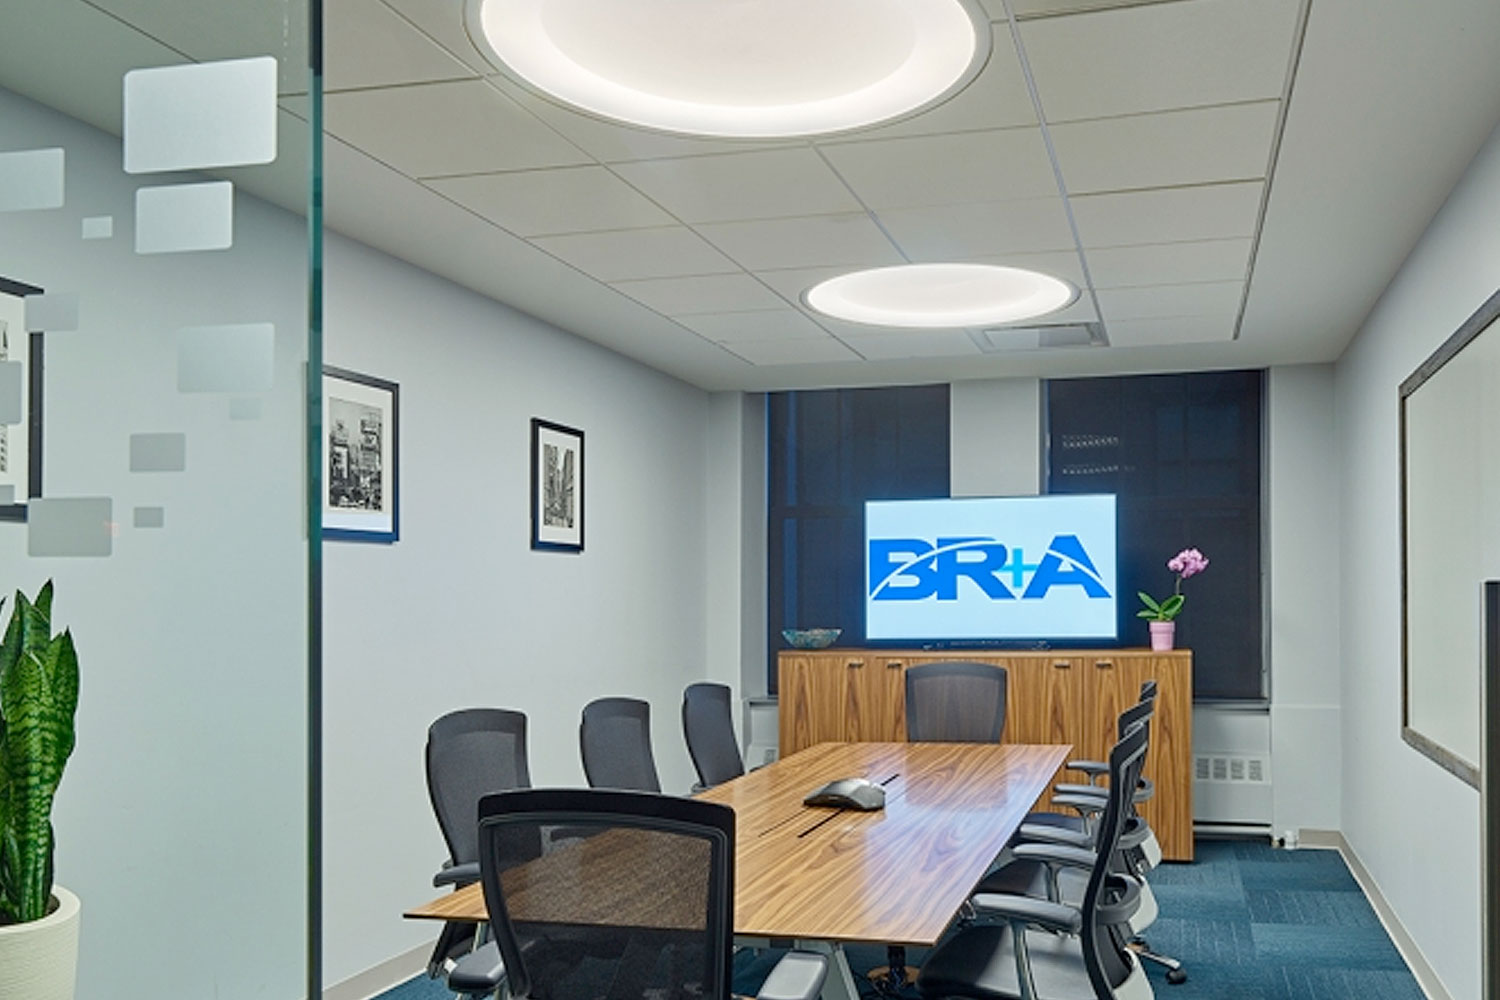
[865,494,1117,642]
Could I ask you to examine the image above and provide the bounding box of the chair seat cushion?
[447,940,505,995]
[917,924,1095,1000]
[973,858,1089,907]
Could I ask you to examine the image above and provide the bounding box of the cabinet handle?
[1052,660,1071,669]
[847,660,865,669]
[1095,659,1114,669]
[886,660,903,669]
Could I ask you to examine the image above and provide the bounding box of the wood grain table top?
[405,741,1070,947]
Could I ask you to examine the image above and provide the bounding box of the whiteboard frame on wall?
[1399,286,1500,788]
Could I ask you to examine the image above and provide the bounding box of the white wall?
[1267,365,1342,833]
[320,235,714,987]
[1333,120,1500,1000]
[0,87,308,998]
[950,377,1042,497]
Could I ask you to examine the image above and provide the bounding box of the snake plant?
[0,581,79,925]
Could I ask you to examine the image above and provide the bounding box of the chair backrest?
[477,788,734,1000]
[581,697,663,792]
[1080,722,1151,1000]
[682,683,745,788]
[904,661,1007,742]
[426,708,532,867]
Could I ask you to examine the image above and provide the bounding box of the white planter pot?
[0,886,80,1000]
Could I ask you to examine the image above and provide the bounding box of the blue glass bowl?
[781,628,842,649]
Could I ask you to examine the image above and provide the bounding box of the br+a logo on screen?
[868,535,1111,602]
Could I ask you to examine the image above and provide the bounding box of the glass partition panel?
[0,1,317,996]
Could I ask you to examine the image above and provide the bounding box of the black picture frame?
[0,275,45,522]
[530,418,584,553]
[323,365,399,543]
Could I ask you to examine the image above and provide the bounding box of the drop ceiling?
[2,0,1500,391]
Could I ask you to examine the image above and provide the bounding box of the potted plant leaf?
[0,582,81,1000]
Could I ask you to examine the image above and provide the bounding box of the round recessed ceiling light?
[805,264,1078,328]
[467,0,990,138]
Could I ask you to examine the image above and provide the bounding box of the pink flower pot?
[1149,620,1176,651]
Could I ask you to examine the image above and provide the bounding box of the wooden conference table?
[405,740,1071,1000]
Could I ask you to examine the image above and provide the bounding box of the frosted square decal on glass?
[28,497,113,557]
[229,397,263,421]
[135,182,233,254]
[82,215,114,240]
[0,149,64,212]
[0,486,12,505]
[133,506,165,529]
[0,362,20,424]
[129,433,187,472]
[177,323,274,393]
[26,293,79,332]
[124,58,277,174]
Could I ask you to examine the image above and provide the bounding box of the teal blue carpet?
[378,839,1425,1000]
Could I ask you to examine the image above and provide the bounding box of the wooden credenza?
[777,648,1193,861]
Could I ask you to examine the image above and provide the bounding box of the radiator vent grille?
[1194,754,1270,784]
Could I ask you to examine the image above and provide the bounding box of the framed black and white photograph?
[0,276,44,522]
[323,366,399,543]
[531,417,583,552]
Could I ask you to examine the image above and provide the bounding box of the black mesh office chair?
[454,788,829,1000]
[682,682,746,791]
[425,708,537,994]
[905,661,1008,743]
[580,697,663,792]
[916,723,1154,1000]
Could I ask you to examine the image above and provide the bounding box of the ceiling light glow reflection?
[805,264,1078,328]
[470,0,987,138]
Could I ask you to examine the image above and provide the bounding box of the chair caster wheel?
[1166,969,1188,985]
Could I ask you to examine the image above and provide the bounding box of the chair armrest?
[969,894,1082,934]
[1048,793,1105,816]
[1055,778,1154,803]
[1016,823,1094,849]
[756,951,828,1000]
[1011,842,1098,870]
[447,941,505,996]
[433,861,480,888]
[1065,760,1108,783]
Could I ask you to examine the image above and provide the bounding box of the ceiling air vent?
[976,322,1102,353]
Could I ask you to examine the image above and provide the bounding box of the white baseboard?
[323,943,431,1000]
[1298,829,1453,1000]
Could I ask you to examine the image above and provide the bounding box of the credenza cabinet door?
[1003,656,1083,747]
[845,655,907,743]
[778,654,845,752]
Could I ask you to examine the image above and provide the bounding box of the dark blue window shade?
[1046,370,1264,701]
[767,385,950,692]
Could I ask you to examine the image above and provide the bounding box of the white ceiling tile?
[613,149,861,224]
[1104,316,1237,347]
[1085,238,1252,289]
[325,80,590,177]
[819,128,1057,209]
[720,338,862,366]
[969,249,1088,289]
[877,198,1076,257]
[696,215,905,271]
[1050,102,1279,194]
[680,310,830,343]
[988,295,1099,327]
[835,328,985,360]
[498,79,796,163]
[1019,0,1301,121]
[612,274,785,316]
[845,24,1038,138]
[532,227,738,282]
[425,166,674,235]
[752,266,858,308]
[380,0,495,74]
[1096,280,1243,320]
[1007,0,1176,17]
[1070,182,1263,248]
[325,0,475,91]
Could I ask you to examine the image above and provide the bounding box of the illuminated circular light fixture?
[467,0,990,138]
[805,264,1078,328]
